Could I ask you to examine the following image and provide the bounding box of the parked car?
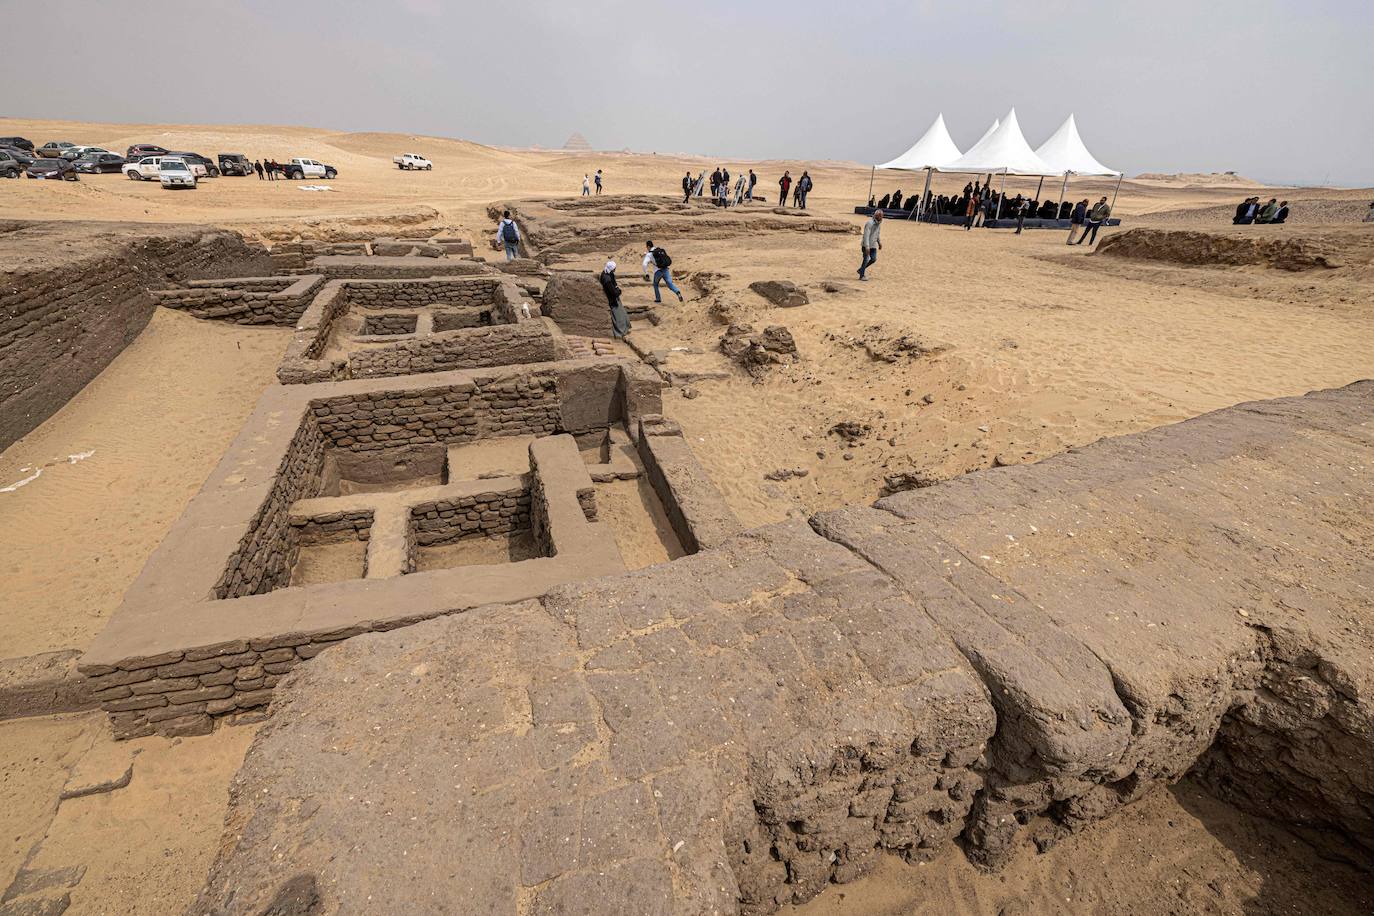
[126,143,170,160]
[37,141,75,158]
[393,153,432,170]
[125,156,165,180]
[73,152,127,174]
[0,153,20,179]
[61,145,116,161]
[218,153,253,176]
[159,157,196,190]
[1,146,37,166]
[283,157,337,180]
[0,137,35,152]
[26,158,79,180]
[165,152,219,177]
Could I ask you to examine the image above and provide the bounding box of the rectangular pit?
[277,277,571,383]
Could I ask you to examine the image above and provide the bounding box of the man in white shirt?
[495,211,521,261]
[642,240,684,303]
[859,211,883,280]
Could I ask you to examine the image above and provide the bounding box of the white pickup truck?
[393,153,432,170]
[283,157,337,180]
[125,156,165,180]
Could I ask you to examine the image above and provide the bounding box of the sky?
[2,0,1371,185]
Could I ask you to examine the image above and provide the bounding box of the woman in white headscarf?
[599,260,631,339]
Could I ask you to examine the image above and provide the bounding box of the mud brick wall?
[0,222,272,450]
[410,485,532,546]
[83,630,367,740]
[290,509,373,544]
[312,257,492,280]
[637,415,743,553]
[269,241,308,271]
[215,418,328,599]
[348,323,561,379]
[432,307,491,330]
[360,313,418,335]
[310,374,560,452]
[154,275,323,326]
[341,277,505,310]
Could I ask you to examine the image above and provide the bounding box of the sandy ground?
[0,309,289,658]
[787,781,1373,916]
[0,713,255,915]
[1,116,1371,914]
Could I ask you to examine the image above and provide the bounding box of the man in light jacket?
[495,210,521,261]
[1076,197,1111,246]
[859,210,883,281]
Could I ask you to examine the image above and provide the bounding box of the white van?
[159,157,197,190]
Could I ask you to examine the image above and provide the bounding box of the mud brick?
[93,685,133,702]
[167,684,236,705]
[263,661,298,675]
[119,651,184,671]
[184,639,251,662]
[236,689,274,709]
[157,658,222,678]
[130,676,200,695]
[104,694,168,712]
[88,667,157,689]
[218,650,261,668]
[206,698,239,715]
[159,713,213,738]
[148,702,208,723]
[259,647,297,664]
[249,634,310,652]
[200,669,239,687]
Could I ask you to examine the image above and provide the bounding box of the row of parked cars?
[0,136,338,187]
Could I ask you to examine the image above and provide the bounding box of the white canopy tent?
[1035,114,1124,218]
[870,108,1124,222]
[875,113,962,171]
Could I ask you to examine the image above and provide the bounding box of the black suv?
[0,136,34,152]
[217,153,253,176]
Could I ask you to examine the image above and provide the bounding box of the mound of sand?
[1096,228,1337,271]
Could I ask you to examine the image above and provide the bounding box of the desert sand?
[1,116,1371,914]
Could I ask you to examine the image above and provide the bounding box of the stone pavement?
[192,382,1374,914]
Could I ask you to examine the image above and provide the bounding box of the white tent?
[876,113,962,171]
[1035,114,1119,177]
[938,108,1056,176]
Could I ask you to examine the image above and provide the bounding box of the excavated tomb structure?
[189,381,1374,914]
[79,231,739,743]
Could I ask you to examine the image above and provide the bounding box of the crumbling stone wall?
[0,221,272,449]
[216,417,329,599]
[310,256,492,279]
[348,323,560,379]
[153,275,324,326]
[411,484,531,547]
[636,415,742,552]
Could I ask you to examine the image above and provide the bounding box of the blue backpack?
[501,221,519,243]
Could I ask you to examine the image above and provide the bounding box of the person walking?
[642,240,685,303]
[594,169,603,194]
[1076,197,1111,246]
[779,171,792,206]
[963,191,980,230]
[496,210,521,261]
[254,159,265,180]
[747,169,757,201]
[797,171,813,209]
[858,210,883,281]
[682,171,693,203]
[599,260,631,338]
[1068,199,1087,244]
[582,174,591,196]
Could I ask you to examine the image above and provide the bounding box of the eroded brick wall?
[0,222,272,450]
[154,275,323,326]
[349,323,560,379]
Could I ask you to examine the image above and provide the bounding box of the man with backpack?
[796,171,813,209]
[495,210,521,261]
[642,240,684,303]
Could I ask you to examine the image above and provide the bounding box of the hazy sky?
[2,0,1371,185]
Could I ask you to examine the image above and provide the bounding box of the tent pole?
[996,170,1006,220]
[1058,171,1070,207]
[916,167,932,221]
[1034,176,1044,206]
[1109,172,1124,212]
[867,166,875,205]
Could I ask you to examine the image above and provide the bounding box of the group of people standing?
[581,170,604,196]
[1232,197,1289,225]
[677,168,814,209]
[253,159,287,180]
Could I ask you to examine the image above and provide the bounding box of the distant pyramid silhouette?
[562,132,592,151]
